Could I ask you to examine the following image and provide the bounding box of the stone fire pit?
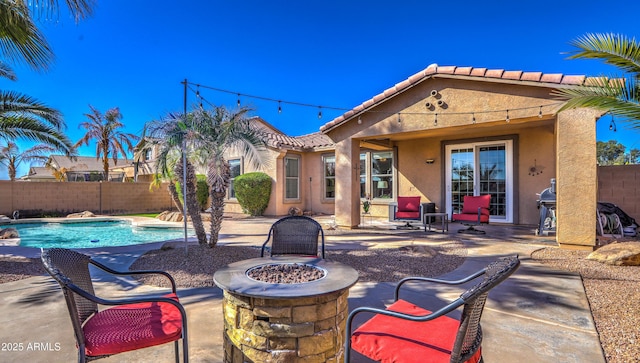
[214,256,359,362]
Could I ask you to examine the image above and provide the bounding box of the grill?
[536,178,556,236]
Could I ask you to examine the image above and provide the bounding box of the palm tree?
[0,1,93,162]
[140,113,207,245]
[75,105,139,181]
[557,33,640,126]
[0,91,74,155]
[0,141,55,180]
[193,106,267,247]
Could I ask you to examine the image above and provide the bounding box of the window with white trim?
[228,158,242,199]
[323,155,335,199]
[285,156,300,200]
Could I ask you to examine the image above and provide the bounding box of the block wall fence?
[0,181,175,217]
[597,165,640,223]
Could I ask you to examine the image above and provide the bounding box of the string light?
[357,116,362,124]
[434,113,438,126]
[184,80,563,126]
[609,115,617,131]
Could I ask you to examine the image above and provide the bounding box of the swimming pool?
[11,220,194,249]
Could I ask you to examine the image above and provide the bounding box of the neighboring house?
[21,155,130,182]
[223,64,604,250]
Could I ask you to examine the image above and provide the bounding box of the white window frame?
[228,158,243,199]
[284,156,300,201]
[323,154,336,200]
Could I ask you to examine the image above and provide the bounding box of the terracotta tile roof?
[252,117,334,151]
[320,64,594,133]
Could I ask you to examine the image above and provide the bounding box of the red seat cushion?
[83,293,183,357]
[452,213,490,223]
[351,299,482,363]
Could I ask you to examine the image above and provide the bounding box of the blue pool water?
[12,220,194,249]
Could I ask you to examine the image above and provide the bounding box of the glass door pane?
[450,148,475,214]
[479,145,506,218]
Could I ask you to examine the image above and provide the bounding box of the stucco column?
[555,108,602,249]
[334,138,360,228]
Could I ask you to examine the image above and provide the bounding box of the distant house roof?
[48,155,131,171]
[320,64,600,133]
[20,167,55,181]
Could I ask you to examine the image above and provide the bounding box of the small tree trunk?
[175,157,207,245]
[167,181,183,213]
[207,159,231,248]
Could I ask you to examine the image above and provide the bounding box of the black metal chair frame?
[260,215,325,258]
[41,248,189,363]
[344,256,520,363]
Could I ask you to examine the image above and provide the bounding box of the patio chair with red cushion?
[452,194,491,234]
[391,196,425,229]
[41,248,188,363]
[344,255,520,363]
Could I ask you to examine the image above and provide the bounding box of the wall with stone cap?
[0,181,174,216]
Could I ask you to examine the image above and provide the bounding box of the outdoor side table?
[424,212,448,233]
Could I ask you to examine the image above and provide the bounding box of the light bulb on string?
[278,101,282,114]
[506,110,510,123]
[397,113,401,123]
[609,115,617,131]
[318,107,322,119]
[434,113,438,126]
[357,116,362,124]
[237,94,241,107]
[472,113,476,124]
[538,106,543,118]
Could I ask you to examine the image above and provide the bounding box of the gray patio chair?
[40,248,188,363]
[345,255,520,363]
[260,215,325,258]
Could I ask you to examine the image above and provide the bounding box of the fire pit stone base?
[222,289,349,363]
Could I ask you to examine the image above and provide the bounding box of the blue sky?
[2,0,640,179]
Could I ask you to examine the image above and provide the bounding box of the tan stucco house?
[220,64,606,250]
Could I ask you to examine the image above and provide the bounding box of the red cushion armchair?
[345,256,520,363]
[452,194,491,234]
[391,196,424,229]
[41,248,189,363]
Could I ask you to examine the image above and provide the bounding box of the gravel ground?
[2,243,637,363]
[531,247,639,363]
[127,241,466,287]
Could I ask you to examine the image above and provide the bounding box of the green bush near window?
[234,172,272,216]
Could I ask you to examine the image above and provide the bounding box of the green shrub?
[196,175,210,211]
[234,172,272,216]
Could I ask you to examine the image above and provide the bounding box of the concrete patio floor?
[0,216,606,362]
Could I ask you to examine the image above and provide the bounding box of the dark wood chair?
[261,215,325,258]
[452,195,491,234]
[40,248,188,363]
[345,256,520,363]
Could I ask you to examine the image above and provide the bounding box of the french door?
[445,140,513,223]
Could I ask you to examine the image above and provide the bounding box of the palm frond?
[566,33,640,74]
